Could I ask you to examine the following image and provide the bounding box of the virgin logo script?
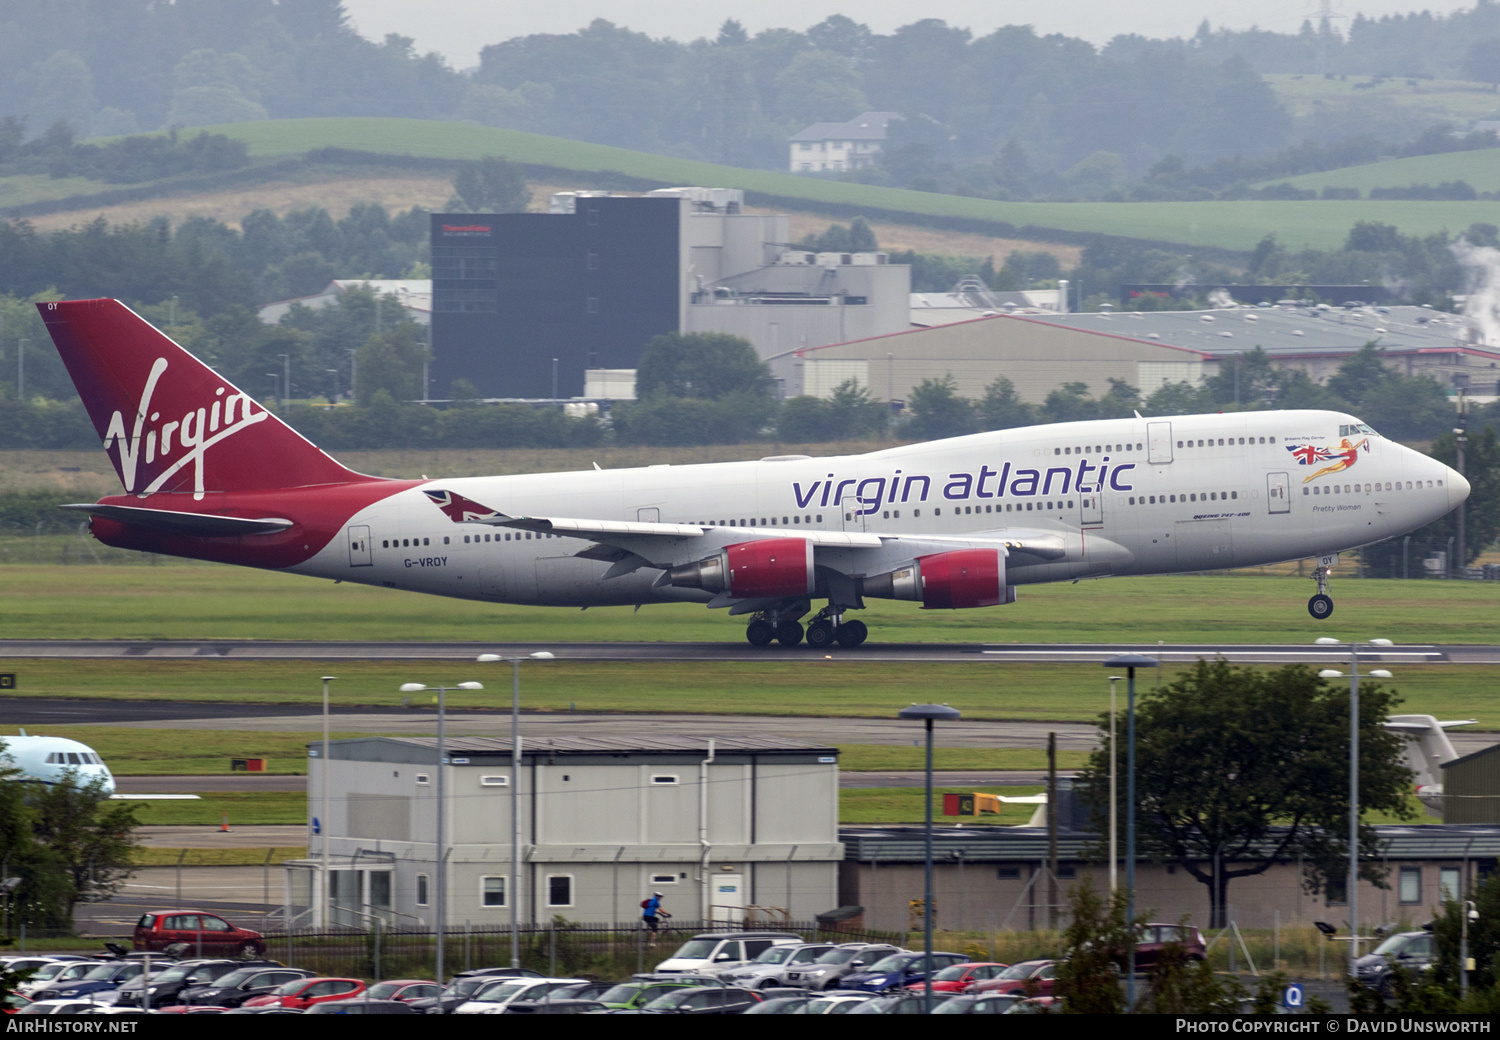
[103,357,267,498]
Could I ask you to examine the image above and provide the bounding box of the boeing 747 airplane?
[38,299,1468,647]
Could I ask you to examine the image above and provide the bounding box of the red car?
[904,962,1010,994]
[1135,924,1207,968]
[133,911,266,957]
[973,960,1058,997]
[242,978,366,1011]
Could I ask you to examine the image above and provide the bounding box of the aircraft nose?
[1448,468,1471,511]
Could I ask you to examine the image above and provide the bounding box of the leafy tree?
[28,775,140,922]
[1040,382,1099,424]
[776,380,887,443]
[1055,882,1134,1014]
[634,332,773,402]
[452,156,530,213]
[1137,937,1244,1013]
[906,375,975,440]
[1145,380,1214,416]
[977,376,1035,430]
[1080,660,1416,928]
[353,320,429,406]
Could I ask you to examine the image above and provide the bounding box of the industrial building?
[782,301,1499,404]
[429,188,909,400]
[288,735,843,928]
[841,823,1500,932]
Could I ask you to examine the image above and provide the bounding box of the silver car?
[785,944,906,991]
[720,943,836,989]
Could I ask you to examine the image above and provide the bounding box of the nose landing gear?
[1307,556,1335,619]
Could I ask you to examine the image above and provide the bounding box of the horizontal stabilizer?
[62,503,293,537]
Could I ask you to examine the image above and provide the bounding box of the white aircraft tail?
[1384,714,1475,816]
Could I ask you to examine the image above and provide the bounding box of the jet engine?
[863,548,1014,609]
[664,538,815,599]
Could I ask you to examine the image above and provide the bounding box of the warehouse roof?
[1029,304,1496,361]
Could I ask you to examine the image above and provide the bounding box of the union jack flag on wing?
[1287,443,1332,466]
[423,489,504,523]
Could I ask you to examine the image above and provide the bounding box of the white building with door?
[286,735,842,928]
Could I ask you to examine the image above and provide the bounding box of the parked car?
[785,944,905,990]
[242,977,365,1011]
[972,959,1059,997]
[654,932,803,974]
[305,999,419,1014]
[133,912,265,957]
[501,999,609,1014]
[179,967,315,1007]
[903,961,1010,994]
[452,977,588,1014]
[29,960,169,1003]
[1355,931,1436,997]
[635,987,763,1014]
[361,979,439,1004]
[115,959,280,1008]
[846,991,935,1014]
[594,976,719,1011]
[931,993,1029,1014]
[409,968,544,1014]
[1135,923,1207,968]
[795,992,878,1014]
[720,943,835,988]
[838,951,969,992]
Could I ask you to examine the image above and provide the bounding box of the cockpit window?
[1339,423,1379,437]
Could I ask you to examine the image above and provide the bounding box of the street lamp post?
[397,680,484,987]
[1316,637,1394,974]
[318,676,337,932]
[1107,675,1122,893]
[897,702,961,1014]
[1103,654,1158,1009]
[477,651,555,969]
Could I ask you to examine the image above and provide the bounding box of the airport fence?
[258,918,907,981]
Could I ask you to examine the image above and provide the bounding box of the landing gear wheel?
[835,619,868,648]
[746,619,775,646]
[806,621,835,649]
[1308,594,1334,620]
[776,620,804,647]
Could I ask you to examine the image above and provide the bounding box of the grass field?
[118,791,304,826]
[1272,147,1500,194]
[14,117,1500,252]
[1266,73,1500,126]
[1,649,1497,731]
[0,563,1495,645]
[209,118,1500,252]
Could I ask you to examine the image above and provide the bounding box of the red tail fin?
[38,299,373,496]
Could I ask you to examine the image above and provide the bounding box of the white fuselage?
[1,736,115,794]
[287,410,1465,609]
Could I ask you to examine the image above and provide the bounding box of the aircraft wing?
[61,503,293,537]
[421,489,1071,566]
[1384,719,1477,731]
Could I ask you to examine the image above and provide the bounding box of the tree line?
[6,2,1500,190]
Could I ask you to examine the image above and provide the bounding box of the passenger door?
[347,525,372,566]
[1267,472,1290,514]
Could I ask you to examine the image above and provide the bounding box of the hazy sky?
[343,0,1476,69]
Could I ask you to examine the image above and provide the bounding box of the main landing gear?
[745,605,868,649]
[1308,557,1335,620]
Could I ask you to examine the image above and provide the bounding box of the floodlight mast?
[397,680,484,986]
[477,651,554,968]
[1316,636,1394,974]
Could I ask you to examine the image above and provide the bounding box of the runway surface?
[0,638,1485,663]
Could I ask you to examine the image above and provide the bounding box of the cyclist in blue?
[642,892,670,945]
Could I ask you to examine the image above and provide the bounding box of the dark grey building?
[431,197,680,399]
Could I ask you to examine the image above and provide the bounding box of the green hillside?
[1265,73,1500,126]
[10,117,1500,253]
[1271,147,1500,194]
[202,118,1500,252]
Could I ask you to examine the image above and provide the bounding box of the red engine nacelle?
[666,537,815,599]
[864,548,1011,610]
